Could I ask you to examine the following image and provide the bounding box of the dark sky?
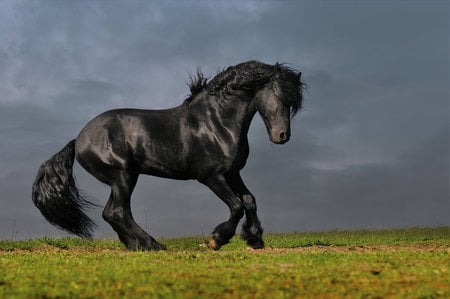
[0,1,448,239]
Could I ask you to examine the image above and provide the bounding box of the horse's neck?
[186,93,257,136]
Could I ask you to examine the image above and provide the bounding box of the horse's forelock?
[272,64,306,117]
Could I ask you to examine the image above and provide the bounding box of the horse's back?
[75,108,132,156]
[74,108,189,181]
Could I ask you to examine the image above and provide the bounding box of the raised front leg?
[226,173,264,249]
[202,174,244,250]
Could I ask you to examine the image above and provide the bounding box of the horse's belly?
[139,165,191,180]
[131,139,191,180]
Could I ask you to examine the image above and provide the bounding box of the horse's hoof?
[129,241,166,251]
[152,242,167,251]
[246,240,265,250]
[208,239,221,251]
[246,245,264,251]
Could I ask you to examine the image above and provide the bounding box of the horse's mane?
[184,60,305,116]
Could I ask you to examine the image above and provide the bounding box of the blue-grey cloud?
[0,0,448,239]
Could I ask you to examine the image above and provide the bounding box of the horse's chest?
[188,133,248,174]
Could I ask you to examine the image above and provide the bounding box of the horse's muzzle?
[270,130,290,144]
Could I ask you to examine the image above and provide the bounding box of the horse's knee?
[242,194,256,210]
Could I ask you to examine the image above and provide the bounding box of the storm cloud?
[0,1,448,239]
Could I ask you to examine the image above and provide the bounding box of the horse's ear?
[298,72,302,79]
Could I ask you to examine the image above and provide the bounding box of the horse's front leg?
[226,173,264,249]
[202,174,244,250]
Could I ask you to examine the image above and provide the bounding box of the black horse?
[32,60,305,251]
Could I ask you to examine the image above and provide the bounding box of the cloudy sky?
[0,1,448,240]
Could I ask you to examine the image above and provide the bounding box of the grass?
[0,227,449,298]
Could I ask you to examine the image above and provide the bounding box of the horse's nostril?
[280,132,287,140]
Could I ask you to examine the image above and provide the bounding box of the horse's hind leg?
[102,170,166,251]
[202,174,244,250]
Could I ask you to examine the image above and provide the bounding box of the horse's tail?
[32,139,95,238]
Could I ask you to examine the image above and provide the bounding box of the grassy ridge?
[2,227,449,251]
[1,227,449,298]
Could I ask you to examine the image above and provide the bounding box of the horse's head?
[255,64,304,144]
[255,87,291,144]
[202,61,305,144]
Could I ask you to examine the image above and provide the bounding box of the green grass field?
[1,227,449,298]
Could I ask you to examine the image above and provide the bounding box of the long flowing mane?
[184,60,306,116]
